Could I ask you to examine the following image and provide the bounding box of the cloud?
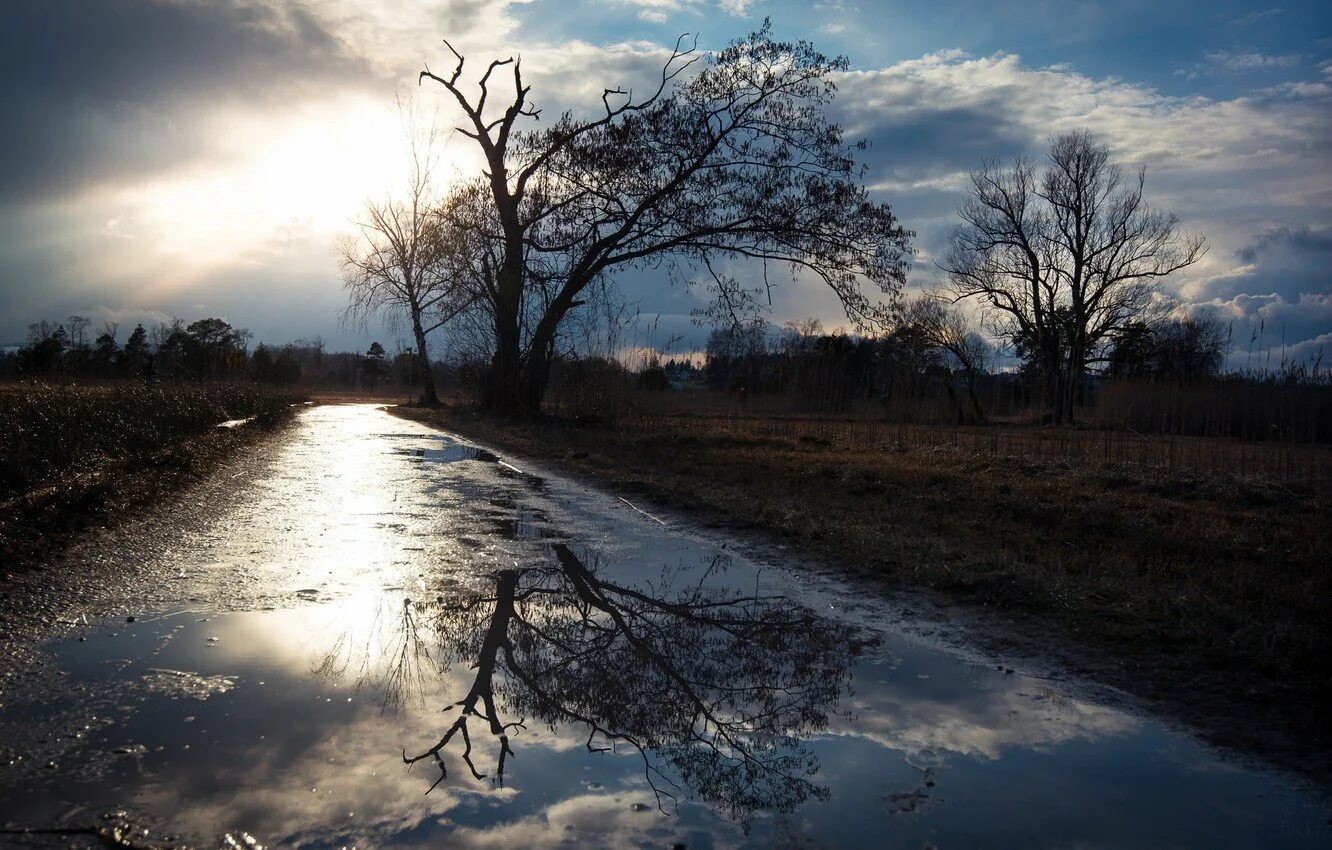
[826,50,1331,359]
[0,0,532,208]
[606,0,752,22]
[827,678,1137,761]
[1191,292,1332,368]
[1228,7,1285,27]
[606,0,705,22]
[1177,50,1302,79]
[0,0,374,204]
[839,50,1329,175]
[1215,225,1332,300]
[1236,224,1332,265]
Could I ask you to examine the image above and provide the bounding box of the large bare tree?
[938,130,1205,422]
[338,106,472,404]
[421,23,912,415]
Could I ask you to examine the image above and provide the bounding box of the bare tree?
[781,317,825,357]
[65,315,91,351]
[339,102,472,405]
[902,296,990,423]
[420,22,912,415]
[938,130,1205,422]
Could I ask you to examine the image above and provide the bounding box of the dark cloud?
[1236,224,1332,265]
[0,0,372,203]
[843,103,1032,179]
[1187,292,1332,370]
[1217,225,1332,301]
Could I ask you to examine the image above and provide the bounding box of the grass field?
[542,386,1332,481]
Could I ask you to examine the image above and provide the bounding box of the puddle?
[390,435,496,466]
[1,405,1327,849]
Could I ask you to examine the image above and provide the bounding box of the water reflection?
[322,544,862,823]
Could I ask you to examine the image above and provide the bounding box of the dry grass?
[536,385,1332,481]
[308,388,417,405]
[0,381,305,570]
[0,381,304,499]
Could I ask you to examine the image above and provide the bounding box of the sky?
[1,0,1329,368]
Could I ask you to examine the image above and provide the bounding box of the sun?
[84,90,465,302]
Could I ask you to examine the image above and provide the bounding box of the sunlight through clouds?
[0,0,1327,359]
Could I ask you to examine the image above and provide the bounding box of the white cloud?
[826,50,1331,357]
[1228,7,1284,27]
[607,0,751,20]
[813,0,856,36]
[827,681,1137,761]
[1177,49,1302,78]
[299,0,529,77]
[606,0,705,22]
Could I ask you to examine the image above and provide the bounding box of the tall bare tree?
[938,130,1205,422]
[421,23,912,415]
[339,103,472,405]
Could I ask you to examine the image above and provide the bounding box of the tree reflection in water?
[324,542,864,821]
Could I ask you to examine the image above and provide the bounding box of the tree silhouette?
[338,99,475,406]
[419,22,911,414]
[323,544,861,822]
[939,130,1205,422]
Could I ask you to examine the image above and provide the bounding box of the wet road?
[0,404,1328,848]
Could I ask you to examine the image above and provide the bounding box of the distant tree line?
[0,315,434,393]
[696,303,1231,421]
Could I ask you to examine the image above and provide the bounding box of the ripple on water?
[139,669,238,701]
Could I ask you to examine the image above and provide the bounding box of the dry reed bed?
[0,382,304,500]
[543,398,1331,481]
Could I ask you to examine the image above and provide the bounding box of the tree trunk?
[410,310,439,406]
[486,311,526,416]
[1062,339,1085,424]
[964,366,987,424]
[483,233,531,417]
[494,290,577,418]
[522,346,553,413]
[1042,343,1064,424]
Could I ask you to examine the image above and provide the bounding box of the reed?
[0,380,304,499]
